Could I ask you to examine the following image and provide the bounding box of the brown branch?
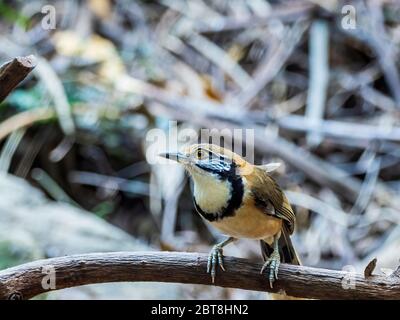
[0,55,37,103]
[0,251,399,300]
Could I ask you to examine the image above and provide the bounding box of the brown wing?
[248,166,296,234]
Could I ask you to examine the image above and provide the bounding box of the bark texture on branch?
[0,55,37,103]
[0,251,399,300]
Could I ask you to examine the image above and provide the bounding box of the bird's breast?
[192,173,282,240]
[209,197,282,240]
[192,176,232,214]
[191,167,244,220]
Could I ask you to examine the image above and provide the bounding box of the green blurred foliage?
[0,1,29,28]
[0,237,42,269]
[7,86,44,110]
[92,201,115,218]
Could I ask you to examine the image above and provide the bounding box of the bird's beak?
[158,152,189,164]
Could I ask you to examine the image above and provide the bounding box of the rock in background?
[0,173,183,299]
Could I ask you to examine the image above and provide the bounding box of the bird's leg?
[260,235,280,288]
[207,237,236,283]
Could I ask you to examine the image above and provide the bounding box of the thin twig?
[34,57,75,135]
[232,22,308,107]
[185,32,253,89]
[305,19,329,146]
[193,2,314,33]
[0,108,55,142]
[277,115,400,142]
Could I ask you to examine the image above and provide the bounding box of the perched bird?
[159,143,300,287]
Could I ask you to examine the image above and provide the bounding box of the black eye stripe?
[203,150,226,160]
[195,155,233,177]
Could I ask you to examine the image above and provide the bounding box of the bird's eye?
[196,149,206,159]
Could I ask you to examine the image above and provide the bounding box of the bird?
[159,143,300,288]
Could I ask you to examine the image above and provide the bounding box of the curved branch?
[0,251,399,300]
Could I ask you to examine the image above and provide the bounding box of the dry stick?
[335,66,397,112]
[233,22,308,108]
[367,1,400,108]
[185,32,253,90]
[305,19,329,146]
[338,6,400,108]
[360,86,397,112]
[0,251,399,300]
[0,108,55,142]
[194,2,314,33]
[276,115,400,142]
[393,265,400,278]
[68,171,151,196]
[34,57,75,135]
[161,0,222,23]
[0,55,37,103]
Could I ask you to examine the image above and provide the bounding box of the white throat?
[191,172,231,213]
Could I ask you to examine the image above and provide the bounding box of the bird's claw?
[260,253,280,288]
[207,245,225,283]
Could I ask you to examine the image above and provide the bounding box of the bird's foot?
[207,244,225,283]
[260,252,280,288]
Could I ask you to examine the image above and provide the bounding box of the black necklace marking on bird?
[193,158,244,222]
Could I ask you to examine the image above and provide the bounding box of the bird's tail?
[260,225,302,300]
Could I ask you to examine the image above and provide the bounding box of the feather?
[258,162,281,173]
[247,167,296,234]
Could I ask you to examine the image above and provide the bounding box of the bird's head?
[159,144,281,216]
[159,144,249,180]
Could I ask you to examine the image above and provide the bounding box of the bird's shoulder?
[244,166,295,234]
